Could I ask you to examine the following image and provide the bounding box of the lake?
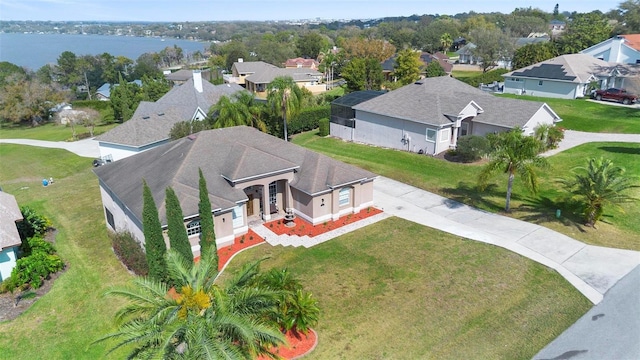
[0,33,209,70]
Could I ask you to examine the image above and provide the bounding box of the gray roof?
[165,69,195,81]
[245,67,322,84]
[0,191,23,250]
[456,43,476,55]
[353,76,558,129]
[93,126,376,226]
[96,78,245,147]
[232,61,278,75]
[515,37,550,47]
[503,54,613,83]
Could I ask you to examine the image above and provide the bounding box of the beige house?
[226,60,325,98]
[93,126,376,256]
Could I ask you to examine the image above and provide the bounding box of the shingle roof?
[93,127,376,226]
[503,54,612,83]
[353,76,557,128]
[232,61,278,75]
[285,58,319,68]
[0,191,23,250]
[96,78,245,147]
[165,69,195,81]
[245,67,322,84]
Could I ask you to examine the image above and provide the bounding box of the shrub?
[456,135,490,162]
[10,236,64,290]
[534,124,565,152]
[459,68,509,88]
[109,230,149,276]
[16,206,52,242]
[318,118,329,136]
[287,105,330,135]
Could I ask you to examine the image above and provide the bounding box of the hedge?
[287,105,330,135]
[459,68,509,88]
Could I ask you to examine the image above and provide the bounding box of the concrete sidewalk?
[0,138,101,158]
[373,176,640,304]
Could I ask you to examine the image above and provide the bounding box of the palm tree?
[478,130,548,212]
[440,33,453,52]
[561,157,638,227]
[209,91,267,132]
[267,76,302,141]
[95,248,286,359]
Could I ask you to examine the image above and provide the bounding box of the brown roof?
[621,34,640,51]
[285,58,319,68]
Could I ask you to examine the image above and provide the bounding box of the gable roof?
[165,69,195,82]
[353,76,559,129]
[245,67,322,85]
[96,77,244,148]
[503,54,612,83]
[93,126,376,226]
[0,191,23,250]
[232,61,278,75]
[285,58,319,68]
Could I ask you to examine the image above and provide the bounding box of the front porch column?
[261,184,271,221]
[331,188,340,221]
[284,181,293,212]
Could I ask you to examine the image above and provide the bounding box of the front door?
[247,194,254,216]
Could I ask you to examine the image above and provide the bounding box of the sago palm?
[478,130,548,212]
[561,157,638,227]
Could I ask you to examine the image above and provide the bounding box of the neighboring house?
[165,69,211,86]
[580,34,640,65]
[331,76,561,155]
[0,191,23,281]
[456,43,477,64]
[285,58,320,70]
[549,19,566,37]
[93,126,376,255]
[502,54,620,99]
[330,90,386,140]
[226,60,325,97]
[95,80,142,101]
[515,35,550,48]
[96,71,244,161]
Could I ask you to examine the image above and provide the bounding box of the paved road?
[534,265,640,360]
[0,138,101,158]
[373,177,640,305]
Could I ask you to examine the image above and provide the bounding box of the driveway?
[0,138,100,158]
[542,130,640,157]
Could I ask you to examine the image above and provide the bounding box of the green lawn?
[497,94,640,133]
[0,144,131,359]
[451,70,483,79]
[0,121,118,141]
[220,218,591,359]
[293,132,640,250]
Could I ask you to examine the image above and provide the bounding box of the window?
[538,80,544,86]
[232,206,244,228]
[105,207,115,229]
[269,182,277,204]
[339,188,350,206]
[187,220,201,236]
[426,128,437,142]
[440,128,450,142]
[460,122,469,136]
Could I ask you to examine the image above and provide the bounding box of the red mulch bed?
[195,229,265,270]
[264,208,382,237]
[257,329,318,360]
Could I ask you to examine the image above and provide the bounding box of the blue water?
[0,33,209,70]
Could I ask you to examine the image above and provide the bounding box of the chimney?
[193,70,203,93]
[238,58,243,63]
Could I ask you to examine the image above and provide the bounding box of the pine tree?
[198,169,218,269]
[142,180,168,282]
[165,187,194,266]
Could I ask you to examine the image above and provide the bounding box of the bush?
[460,68,509,88]
[534,124,565,152]
[16,206,52,243]
[287,105,330,135]
[456,135,490,162]
[9,236,64,290]
[318,118,329,136]
[109,230,149,276]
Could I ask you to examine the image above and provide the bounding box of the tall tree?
[110,74,140,122]
[557,12,613,54]
[97,251,286,358]
[341,57,384,92]
[209,91,267,131]
[469,27,514,73]
[561,157,638,227]
[512,42,558,69]
[267,76,302,141]
[616,0,640,33]
[424,60,447,77]
[478,130,548,212]
[56,50,80,87]
[440,33,453,52]
[198,168,218,269]
[142,180,168,282]
[0,77,66,125]
[341,37,396,62]
[165,187,194,266]
[393,49,422,85]
[296,32,329,59]
[141,75,170,102]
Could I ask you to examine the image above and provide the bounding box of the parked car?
[592,88,638,105]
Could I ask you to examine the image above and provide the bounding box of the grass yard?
[0,121,118,141]
[0,144,131,359]
[497,94,640,133]
[451,70,483,79]
[293,132,640,250]
[220,218,592,359]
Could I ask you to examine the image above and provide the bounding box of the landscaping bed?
[264,207,383,237]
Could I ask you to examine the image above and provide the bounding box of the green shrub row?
[459,68,509,88]
[109,230,149,276]
[287,105,330,135]
[2,236,64,292]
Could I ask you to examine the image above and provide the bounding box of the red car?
[592,88,638,105]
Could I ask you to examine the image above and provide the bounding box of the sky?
[0,0,619,22]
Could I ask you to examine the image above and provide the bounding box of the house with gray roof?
[93,126,376,254]
[332,76,561,155]
[502,54,622,99]
[0,191,23,281]
[96,71,244,161]
[226,60,325,98]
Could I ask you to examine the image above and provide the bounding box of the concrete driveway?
[0,138,100,158]
[542,130,640,157]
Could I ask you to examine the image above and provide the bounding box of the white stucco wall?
[0,247,19,281]
[470,122,510,137]
[100,186,145,246]
[503,78,581,99]
[98,140,169,162]
[522,105,558,136]
[330,123,354,141]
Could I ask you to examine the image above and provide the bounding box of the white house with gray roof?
[332,76,561,155]
[96,71,244,161]
[93,126,376,255]
[0,191,23,281]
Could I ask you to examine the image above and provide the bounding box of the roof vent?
[142,116,150,119]
[187,134,197,141]
[157,112,164,116]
